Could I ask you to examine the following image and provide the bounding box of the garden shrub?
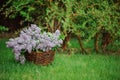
[1,0,120,53]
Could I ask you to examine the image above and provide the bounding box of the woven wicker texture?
[25,51,55,65]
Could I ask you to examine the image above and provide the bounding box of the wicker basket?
[25,51,55,65]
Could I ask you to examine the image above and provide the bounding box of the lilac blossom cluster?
[6,24,63,64]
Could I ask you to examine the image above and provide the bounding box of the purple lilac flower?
[55,29,60,36]
[6,41,16,48]
[26,44,32,53]
[6,24,63,64]
[19,55,26,64]
[31,24,37,30]
[14,52,20,62]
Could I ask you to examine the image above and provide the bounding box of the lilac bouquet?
[6,24,63,64]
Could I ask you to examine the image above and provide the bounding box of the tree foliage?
[0,0,120,53]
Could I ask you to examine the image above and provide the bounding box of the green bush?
[0,0,120,52]
[0,25,8,32]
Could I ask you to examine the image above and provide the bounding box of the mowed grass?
[0,39,120,80]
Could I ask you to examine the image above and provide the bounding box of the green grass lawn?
[0,39,120,80]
